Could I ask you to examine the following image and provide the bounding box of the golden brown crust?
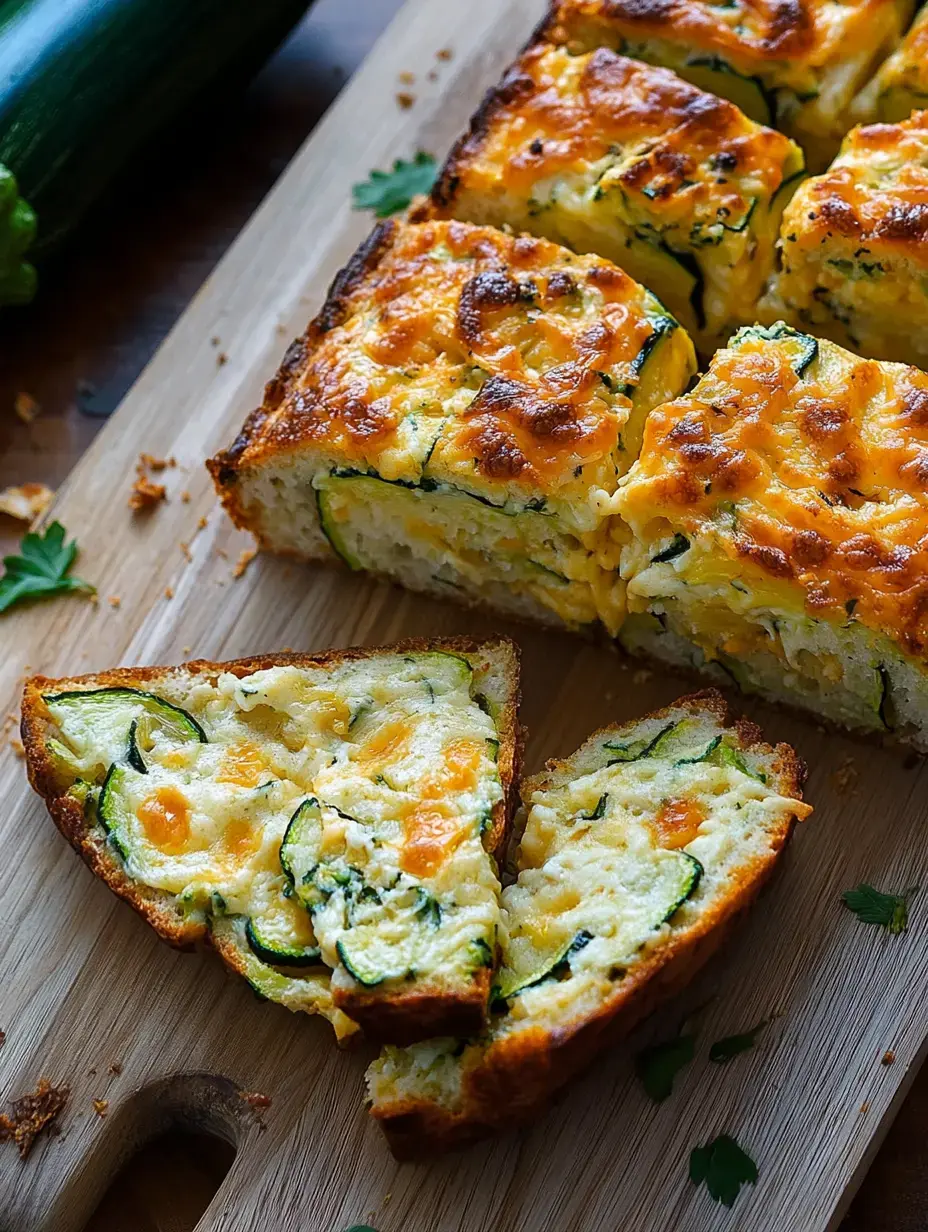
[430,40,795,226]
[208,218,670,520]
[620,326,928,655]
[335,971,492,1046]
[781,113,928,262]
[543,0,886,68]
[372,689,806,1155]
[21,636,523,1034]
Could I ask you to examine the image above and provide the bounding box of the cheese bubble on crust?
[762,114,928,369]
[617,323,928,748]
[367,691,808,1154]
[22,639,520,1044]
[209,219,696,637]
[543,0,912,171]
[429,38,804,352]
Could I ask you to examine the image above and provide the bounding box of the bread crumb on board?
[882,1050,896,1066]
[9,738,24,759]
[108,1062,123,1076]
[0,1079,70,1159]
[0,483,54,524]
[830,757,859,797]
[92,1099,108,1118]
[233,548,257,579]
[396,91,416,109]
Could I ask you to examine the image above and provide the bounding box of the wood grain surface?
[1,1,927,1229]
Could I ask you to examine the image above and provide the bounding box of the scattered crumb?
[210,336,221,347]
[276,322,288,335]
[108,596,121,610]
[632,669,652,686]
[182,646,192,656]
[198,516,208,531]
[180,490,191,504]
[399,70,415,84]
[436,47,453,59]
[0,483,54,524]
[92,1099,108,1118]
[216,546,228,559]
[427,70,438,81]
[882,1050,895,1066]
[108,1062,123,1077]
[829,757,859,797]
[396,91,416,109]
[13,392,40,423]
[239,1091,272,1110]
[382,1192,392,1206]
[0,1030,6,1050]
[217,352,228,368]
[129,475,166,513]
[87,1069,96,1078]
[0,1079,70,1159]
[180,542,192,562]
[164,586,174,601]
[860,1101,870,1114]
[9,738,24,759]
[233,548,257,579]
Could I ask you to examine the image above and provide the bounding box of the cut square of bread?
[427,35,804,352]
[21,637,521,1045]
[617,322,928,748]
[208,219,696,636]
[852,6,928,124]
[761,113,928,369]
[367,690,809,1156]
[543,0,912,171]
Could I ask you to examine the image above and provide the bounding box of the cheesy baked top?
[543,0,911,166]
[855,5,928,123]
[616,323,928,656]
[213,219,692,519]
[436,43,798,237]
[368,692,808,1151]
[779,114,928,275]
[31,643,516,1039]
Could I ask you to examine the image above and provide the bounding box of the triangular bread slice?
[367,690,809,1152]
[21,638,521,1045]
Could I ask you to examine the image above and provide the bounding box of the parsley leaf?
[635,1033,695,1102]
[689,1134,758,1207]
[352,153,437,218]
[709,1020,766,1064]
[842,883,916,935]
[0,521,95,614]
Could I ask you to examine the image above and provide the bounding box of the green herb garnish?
[0,521,95,614]
[352,153,437,217]
[635,1033,695,1102]
[689,1134,758,1207]
[709,1020,766,1064]
[842,883,916,935]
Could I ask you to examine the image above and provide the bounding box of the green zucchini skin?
[0,163,36,306]
[0,0,311,261]
[245,917,322,969]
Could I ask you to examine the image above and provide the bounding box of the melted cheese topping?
[433,42,801,347]
[47,652,506,1016]
[228,220,688,507]
[547,0,905,82]
[618,326,928,654]
[861,6,928,121]
[368,702,807,1116]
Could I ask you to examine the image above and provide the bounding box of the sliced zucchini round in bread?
[244,896,322,970]
[279,797,324,908]
[45,686,206,780]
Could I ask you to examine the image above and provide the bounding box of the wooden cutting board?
[2,2,926,1228]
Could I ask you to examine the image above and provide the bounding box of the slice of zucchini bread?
[367,691,809,1155]
[209,219,696,636]
[617,323,928,747]
[427,36,804,352]
[21,638,521,1045]
[852,5,928,124]
[543,0,913,170]
[762,113,928,368]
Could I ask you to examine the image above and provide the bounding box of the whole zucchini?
[0,0,311,306]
